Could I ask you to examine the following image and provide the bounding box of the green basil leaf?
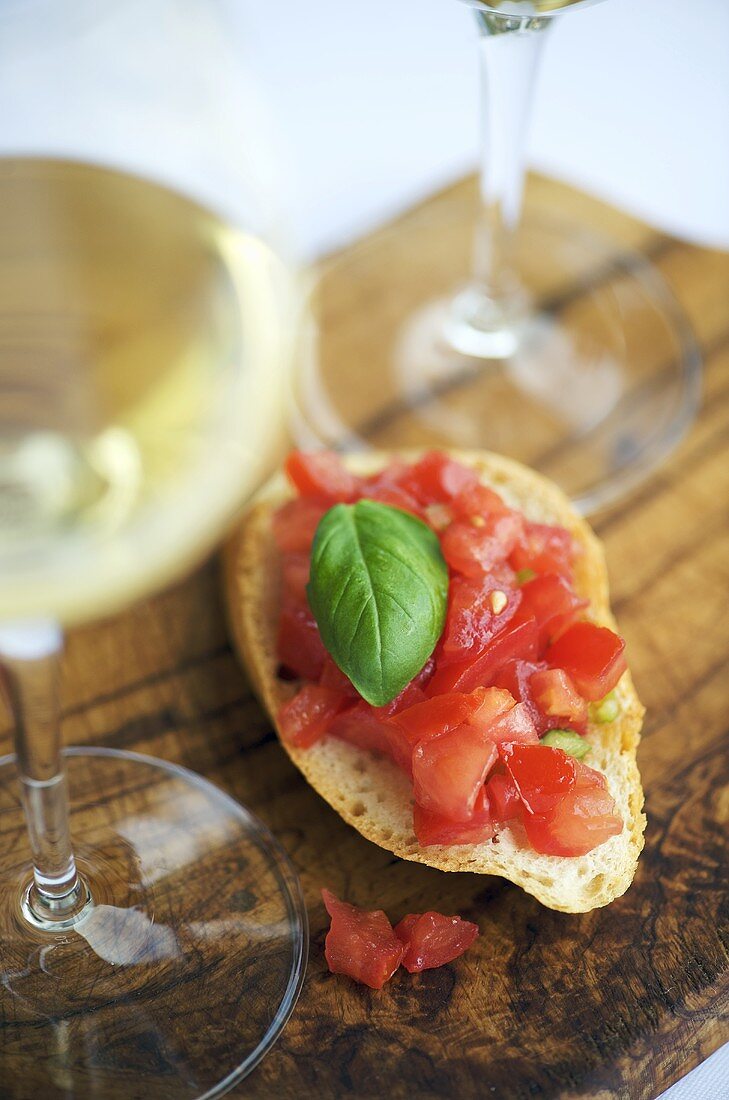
[307,500,448,707]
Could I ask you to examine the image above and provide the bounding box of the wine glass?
[293,0,700,514]
[0,3,306,1097]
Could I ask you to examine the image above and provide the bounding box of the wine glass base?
[294,201,701,514]
[0,747,308,1100]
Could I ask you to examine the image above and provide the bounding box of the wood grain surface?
[2,176,727,1099]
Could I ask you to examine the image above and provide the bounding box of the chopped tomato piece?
[328,702,406,768]
[413,789,495,846]
[394,912,479,972]
[492,657,547,733]
[530,668,587,726]
[276,604,327,682]
[319,655,358,696]
[285,451,361,502]
[413,725,499,822]
[390,688,495,746]
[439,572,521,663]
[484,771,521,822]
[501,743,577,815]
[374,680,429,719]
[396,450,479,504]
[512,573,587,650]
[482,701,539,746]
[272,497,328,553]
[321,889,404,988]
[281,552,310,606]
[449,482,512,523]
[278,684,348,748]
[546,622,626,701]
[522,769,622,856]
[427,618,538,696]
[441,513,524,579]
[510,521,576,581]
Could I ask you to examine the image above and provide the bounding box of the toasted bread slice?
[223,450,645,913]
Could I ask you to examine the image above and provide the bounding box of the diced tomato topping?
[521,763,622,856]
[272,497,328,554]
[413,788,495,846]
[427,617,538,696]
[449,483,512,523]
[510,521,576,581]
[278,684,348,748]
[511,573,588,651]
[413,725,498,822]
[390,688,494,746]
[484,770,521,822]
[492,657,547,733]
[319,655,358,696]
[281,553,310,606]
[275,452,627,859]
[439,572,521,664]
[530,668,588,727]
[394,912,479,972]
[285,451,362,502]
[441,513,524,579]
[546,622,626,701]
[395,450,480,505]
[483,701,539,746]
[321,889,404,989]
[501,743,577,815]
[328,702,403,766]
[276,604,328,682]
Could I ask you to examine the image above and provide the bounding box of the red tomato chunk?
[394,912,479,973]
[275,452,626,860]
[321,889,404,989]
[278,684,348,748]
[546,622,626,701]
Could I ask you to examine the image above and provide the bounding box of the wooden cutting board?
[3,176,727,1099]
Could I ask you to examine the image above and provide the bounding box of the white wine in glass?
[0,5,307,1099]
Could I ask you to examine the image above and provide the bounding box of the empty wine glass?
[293,0,700,514]
[0,3,306,1097]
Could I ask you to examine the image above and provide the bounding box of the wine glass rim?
[459,0,605,17]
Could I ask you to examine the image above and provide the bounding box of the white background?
[240,0,729,258]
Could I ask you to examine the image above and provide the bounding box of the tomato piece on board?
[530,668,588,727]
[511,573,588,651]
[396,451,480,505]
[412,725,499,822]
[321,889,404,988]
[521,767,622,856]
[276,604,328,682]
[439,572,521,664]
[500,743,577,815]
[278,684,348,748]
[510,521,576,581]
[285,451,362,502]
[394,912,480,972]
[272,497,328,554]
[427,617,539,696]
[413,789,495,846]
[484,770,522,822]
[546,622,627,701]
[441,513,524,579]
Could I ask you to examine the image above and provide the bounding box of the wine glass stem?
[473,12,550,305]
[0,620,87,924]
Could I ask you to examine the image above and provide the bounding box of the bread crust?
[223,450,646,912]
